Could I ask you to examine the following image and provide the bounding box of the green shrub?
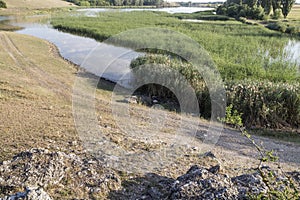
[0,0,7,8]
[266,22,287,33]
[79,1,90,6]
[272,8,283,19]
[217,3,265,20]
[286,26,300,34]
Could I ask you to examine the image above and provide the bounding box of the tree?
[261,0,272,14]
[272,0,282,14]
[281,0,295,18]
[0,0,7,8]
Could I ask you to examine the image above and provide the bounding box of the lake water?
[284,40,300,66]
[0,16,9,22]
[78,7,214,17]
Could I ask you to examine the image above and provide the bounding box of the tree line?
[217,0,296,19]
[65,0,162,6]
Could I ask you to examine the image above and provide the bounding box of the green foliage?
[130,54,212,117]
[282,0,296,18]
[130,54,300,128]
[0,0,6,8]
[217,3,266,19]
[52,11,297,81]
[286,25,300,34]
[217,0,296,19]
[261,0,272,15]
[272,8,283,19]
[266,21,287,32]
[226,80,300,128]
[223,110,299,200]
[221,104,243,127]
[65,0,109,6]
[79,1,91,6]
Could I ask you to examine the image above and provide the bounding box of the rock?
[171,165,239,200]
[208,165,221,174]
[202,151,217,159]
[1,149,299,199]
[0,148,121,198]
[0,187,52,200]
[232,173,268,198]
[124,96,138,104]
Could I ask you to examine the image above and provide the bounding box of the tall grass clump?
[131,54,300,128]
[226,80,300,128]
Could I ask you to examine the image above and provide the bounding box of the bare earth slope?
[4,0,75,9]
[0,32,79,161]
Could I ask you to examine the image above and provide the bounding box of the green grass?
[51,11,299,82]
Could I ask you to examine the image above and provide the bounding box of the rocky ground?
[0,148,299,199]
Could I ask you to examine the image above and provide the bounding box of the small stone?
[208,165,221,174]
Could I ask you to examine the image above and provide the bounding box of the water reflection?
[15,22,142,88]
[284,40,300,66]
[77,7,214,17]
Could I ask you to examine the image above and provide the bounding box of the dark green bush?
[217,3,265,20]
[266,22,287,33]
[0,0,7,8]
[285,26,300,34]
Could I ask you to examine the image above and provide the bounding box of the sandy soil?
[4,0,75,9]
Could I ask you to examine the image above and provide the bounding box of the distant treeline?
[217,0,296,19]
[65,0,162,6]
